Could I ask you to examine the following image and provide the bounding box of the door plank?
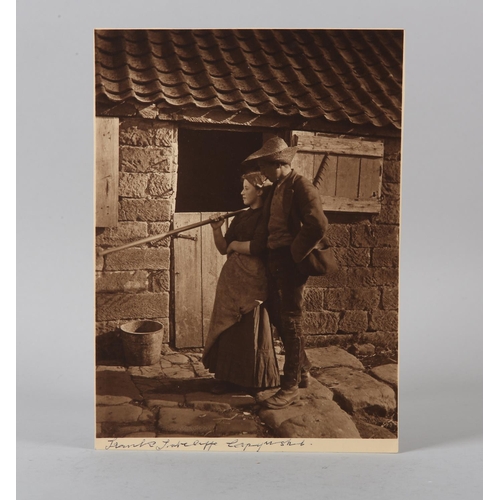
[173,213,203,348]
[314,154,338,196]
[359,158,382,199]
[336,156,361,198]
[292,130,384,157]
[291,151,314,181]
[95,117,119,227]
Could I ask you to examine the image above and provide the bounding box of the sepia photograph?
[94,28,403,451]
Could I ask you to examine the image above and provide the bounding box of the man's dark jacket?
[255,170,328,263]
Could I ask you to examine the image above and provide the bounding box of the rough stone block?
[151,270,170,292]
[383,138,401,160]
[120,146,174,173]
[373,202,400,225]
[339,311,368,333]
[304,288,324,311]
[369,311,399,332]
[119,199,172,222]
[308,268,348,288]
[119,173,149,198]
[95,320,122,337]
[372,248,399,268]
[382,182,400,201]
[120,121,176,147]
[348,268,399,287]
[95,222,148,247]
[148,174,173,197]
[323,288,347,311]
[148,222,173,247]
[307,331,398,353]
[96,255,104,271]
[106,248,170,271]
[303,312,339,334]
[96,271,149,293]
[382,287,399,310]
[383,160,401,183]
[352,288,380,310]
[96,292,169,321]
[351,225,399,248]
[333,288,381,310]
[324,224,350,247]
[332,247,370,267]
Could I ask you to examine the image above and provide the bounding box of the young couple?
[202,137,328,410]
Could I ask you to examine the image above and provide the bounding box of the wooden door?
[173,212,230,348]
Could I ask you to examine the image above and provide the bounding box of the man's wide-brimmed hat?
[242,136,298,165]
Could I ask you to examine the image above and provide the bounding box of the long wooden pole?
[98,208,248,256]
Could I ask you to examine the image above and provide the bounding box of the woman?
[202,172,280,394]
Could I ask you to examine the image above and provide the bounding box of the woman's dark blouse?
[224,207,267,256]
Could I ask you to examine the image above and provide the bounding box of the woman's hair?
[241,171,268,190]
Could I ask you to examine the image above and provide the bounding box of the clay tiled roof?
[95,29,403,129]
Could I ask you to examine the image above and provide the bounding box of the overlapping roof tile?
[95,29,403,128]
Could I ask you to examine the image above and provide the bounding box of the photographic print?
[94,29,402,452]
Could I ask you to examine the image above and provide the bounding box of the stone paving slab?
[160,358,173,369]
[369,364,398,388]
[96,365,127,372]
[158,407,221,436]
[96,395,133,406]
[352,418,396,439]
[96,370,143,401]
[189,401,232,413]
[124,431,157,438]
[315,366,396,415]
[259,397,360,439]
[192,362,211,377]
[96,405,144,424]
[161,366,196,379]
[134,365,164,378]
[112,425,156,437]
[96,346,398,440]
[215,416,260,436]
[185,392,256,409]
[306,346,364,370]
[165,353,191,365]
[145,397,184,408]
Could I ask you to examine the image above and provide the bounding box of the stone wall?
[95,119,178,362]
[95,122,400,358]
[303,136,401,351]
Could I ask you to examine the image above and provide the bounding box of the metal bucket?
[120,320,163,366]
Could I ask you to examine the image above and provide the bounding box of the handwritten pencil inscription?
[103,438,306,452]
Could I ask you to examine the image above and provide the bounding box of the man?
[242,136,328,409]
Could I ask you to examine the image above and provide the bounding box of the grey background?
[17,0,482,498]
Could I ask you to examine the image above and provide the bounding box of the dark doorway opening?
[176,129,263,212]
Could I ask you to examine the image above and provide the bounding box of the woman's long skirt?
[204,304,280,389]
